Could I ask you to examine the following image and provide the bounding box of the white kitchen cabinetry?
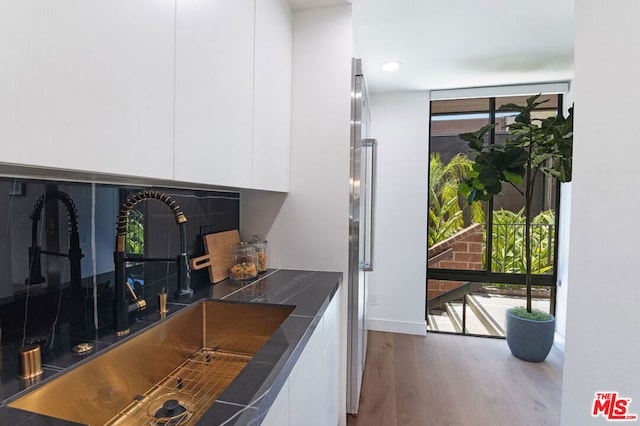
[262,291,341,426]
[0,0,175,179]
[1,0,291,191]
[289,313,325,425]
[322,287,341,425]
[252,0,292,192]
[262,377,290,425]
[175,0,291,191]
[174,0,255,188]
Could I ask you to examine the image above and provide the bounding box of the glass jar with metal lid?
[229,242,258,281]
[250,235,268,273]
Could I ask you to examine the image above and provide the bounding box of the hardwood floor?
[347,331,563,426]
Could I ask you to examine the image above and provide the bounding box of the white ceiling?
[351,0,574,94]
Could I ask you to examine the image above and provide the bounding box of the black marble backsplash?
[0,176,239,351]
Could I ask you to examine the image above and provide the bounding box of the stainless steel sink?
[9,300,293,425]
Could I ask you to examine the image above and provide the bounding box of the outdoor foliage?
[429,153,484,245]
[126,209,144,254]
[459,94,573,313]
[458,96,573,204]
[490,209,555,275]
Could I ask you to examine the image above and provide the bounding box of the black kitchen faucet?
[113,190,193,336]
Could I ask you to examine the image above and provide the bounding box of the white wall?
[241,5,352,424]
[244,6,352,274]
[366,92,429,336]
[553,86,575,352]
[562,1,640,424]
[553,181,571,352]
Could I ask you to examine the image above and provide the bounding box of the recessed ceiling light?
[381,61,401,72]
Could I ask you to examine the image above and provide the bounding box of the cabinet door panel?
[253,0,292,191]
[324,333,340,426]
[262,380,289,426]
[289,320,325,426]
[0,0,175,178]
[263,292,342,426]
[323,292,341,425]
[174,0,254,188]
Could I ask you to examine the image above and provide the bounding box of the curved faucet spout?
[26,190,82,288]
[113,190,192,336]
[115,190,187,252]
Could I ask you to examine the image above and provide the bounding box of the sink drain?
[145,392,193,426]
[152,399,189,425]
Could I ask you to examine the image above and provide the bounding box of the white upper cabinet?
[1,0,292,191]
[252,0,292,192]
[174,0,255,188]
[175,0,292,191]
[0,1,175,179]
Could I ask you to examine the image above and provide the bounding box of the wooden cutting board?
[189,230,240,283]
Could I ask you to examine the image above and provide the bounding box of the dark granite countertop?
[0,269,342,425]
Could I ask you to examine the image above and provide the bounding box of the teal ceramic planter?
[505,310,555,362]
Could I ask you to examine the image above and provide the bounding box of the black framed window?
[427,94,563,335]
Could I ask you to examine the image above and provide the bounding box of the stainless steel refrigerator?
[347,58,377,414]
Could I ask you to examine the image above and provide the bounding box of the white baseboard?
[553,332,565,353]
[367,318,427,336]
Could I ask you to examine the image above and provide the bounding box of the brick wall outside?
[428,224,484,301]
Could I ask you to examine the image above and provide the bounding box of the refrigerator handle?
[362,138,377,272]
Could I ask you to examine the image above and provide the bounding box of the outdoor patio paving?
[427,292,551,336]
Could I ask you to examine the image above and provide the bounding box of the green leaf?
[458,181,472,196]
[539,167,562,178]
[478,167,498,186]
[460,123,497,151]
[485,181,502,195]
[503,147,528,166]
[531,152,554,168]
[471,179,485,190]
[503,170,523,185]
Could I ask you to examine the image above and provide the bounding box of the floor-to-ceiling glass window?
[427,94,561,337]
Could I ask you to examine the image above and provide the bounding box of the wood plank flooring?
[347,331,563,426]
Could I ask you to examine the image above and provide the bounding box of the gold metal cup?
[18,344,43,380]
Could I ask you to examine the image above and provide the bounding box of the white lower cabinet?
[262,380,289,425]
[289,316,325,426]
[323,290,340,426]
[262,292,341,425]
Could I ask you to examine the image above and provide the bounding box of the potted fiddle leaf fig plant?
[459,94,573,362]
